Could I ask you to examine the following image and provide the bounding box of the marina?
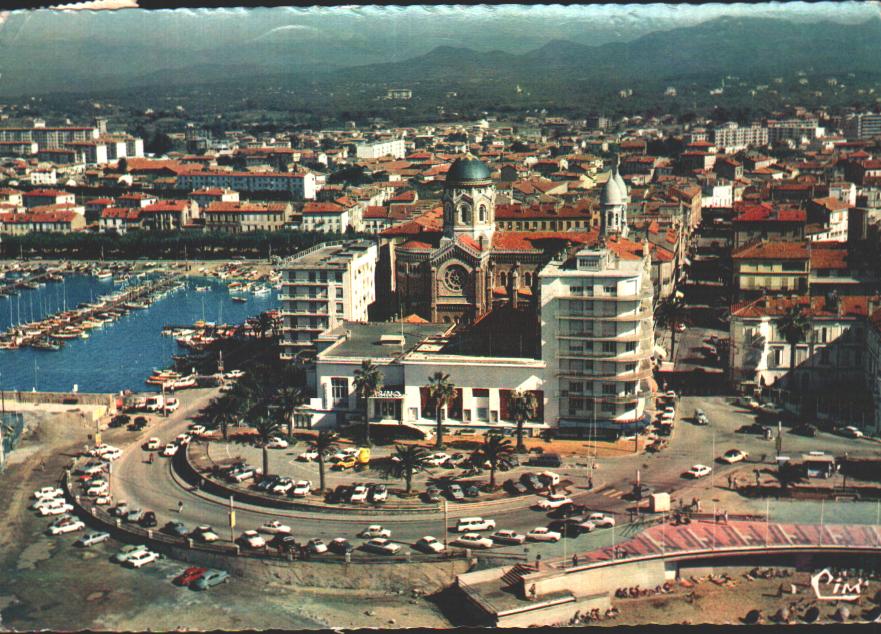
[0,269,279,394]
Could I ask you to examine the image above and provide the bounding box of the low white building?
[355,138,406,160]
[176,170,317,200]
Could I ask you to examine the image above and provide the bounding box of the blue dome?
[446,155,491,185]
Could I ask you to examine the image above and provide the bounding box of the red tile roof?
[733,294,878,319]
[142,200,189,213]
[101,207,142,221]
[733,203,806,223]
[732,240,809,260]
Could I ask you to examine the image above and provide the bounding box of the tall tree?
[277,386,305,439]
[352,359,382,447]
[470,434,514,489]
[378,444,430,494]
[252,414,283,479]
[307,430,340,494]
[427,372,456,449]
[508,390,538,454]
[774,304,811,393]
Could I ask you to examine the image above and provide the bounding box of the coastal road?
[106,389,879,561]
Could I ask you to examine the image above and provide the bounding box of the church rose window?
[443,264,467,292]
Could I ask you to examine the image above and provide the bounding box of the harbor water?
[0,275,278,394]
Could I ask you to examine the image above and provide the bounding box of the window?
[463,410,471,422]
[771,346,784,368]
[604,285,616,296]
[602,402,616,414]
[602,342,616,354]
[491,410,499,423]
[335,288,343,299]
[476,408,489,422]
[336,303,344,314]
[409,407,418,420]
[331,378,347,404]
[570,286,583,296]
[602,383,616,395]
[308,271,316,283]
[625,341,636,353]
[335,272,343,283]
[568,381,583,394]
[569,398,582,416]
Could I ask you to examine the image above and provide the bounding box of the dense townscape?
[3,4,881,631]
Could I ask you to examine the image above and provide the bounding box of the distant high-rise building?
[843,112,881,140]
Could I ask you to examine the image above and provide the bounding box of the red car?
[173,566,207,586]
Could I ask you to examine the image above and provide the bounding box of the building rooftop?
[283,240,376,268]
[319,321,451,361]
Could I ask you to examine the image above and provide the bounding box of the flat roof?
[283,240,375,268]
[319,321,451,361]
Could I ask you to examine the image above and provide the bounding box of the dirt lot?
[0,411,450,631]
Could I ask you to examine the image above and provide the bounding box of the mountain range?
[3,16,880,97]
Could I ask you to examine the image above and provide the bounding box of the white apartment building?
[539,243,655,435]
[701,182,733,208]
[355,138,406,160]
[279,240,378,359]
[299,203,351,233]
[176,171,317,200]
[843,112,881,140]
[0,126,98,148]
[712,122,769,151]
[767,118,823,143]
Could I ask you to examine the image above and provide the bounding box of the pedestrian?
[755,470,761,486]
[727,474,733,490]
[177,500,183,513]
[536,553,542,569]
[572,554,579,567]
[696,498,702,512]
[587,476,593,490]
[723,509,728,523]
[529,584,537,600]
[39,458,46,471]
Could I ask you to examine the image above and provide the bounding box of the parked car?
[361,538,401,555]
[425,452,450,467]
[144,437,162,451]
[360,525,392,539]
[307,538,328,554]
[537,471,561,487]
[238,530,266,549]
[527,527,562,542]
[464,485,480,498]
[588,513,616,528]
[266,437,289,449]
[228,468,256,483]
[686,464,713,479]
[95,493,113,506]
[840,426,865,439]
[269,534,300,553]
[255,475,281,492]
[33,486,64,500]
[327,485,351,504]
[329,538,354,555]
[505,479,529,495]
[111,502,130,518]
[547,519,586,538]
[191,525,219,543]
[298,451,319,462]
[31,496,64,511]
[163,521,189,537]
[189,424,207,437]
[48,516,85,535]
[161,443,178,457]
[453,533,493,549]
[174,433,192,446]
[334,457,357,470]
[346,485,367,503]
[125,509,144,523]
[126,550,160,568]
[113,544,149,563]
[491,530,526,545]
[259,520,292,535]
[694,409,710,426]
[415,536,445,553]
[792,423,818,437]
[74,531,109,547]
[547,502,588,519]
[139,511,158,528]
[272,478,294,495]
[164,398,180,413]
[370,484,388,502]
[424,487,442,503]
[174,567,207,587]
[40,500,74,516]
[86,482,109,497]
[291,480,312,498]
[447,484,465,501]
[191,569,229,590]
[537,494,574,511]
[719,449,749,464]
[737,423,771,435]
[520,473,545,492]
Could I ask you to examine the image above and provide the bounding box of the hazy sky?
[3,2,879,56]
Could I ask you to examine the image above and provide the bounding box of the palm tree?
[471,434,514,489]
[775,305,811,393]
[276,386,304,439]
[508,390,538,454]
[427,372,456,449]
[255,312,275,340]
[307,430,340,494]
[352,359,382,446]
[379,444,430,494]
[252,413,282,479]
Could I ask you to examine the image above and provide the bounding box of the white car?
[86,483,109,497]
[189,424,207,437]
[416,536,445,553]
[239,530,266,549]
[841,426,865,439]
[349,485,369,503]
[78,463,105,476]
[48,517,85,535]
[161,443,178,457]
[175,433,192,446]
[359,525,391,539]
[88,443,112,457]
[94,493,113,506]
[114,544,149,563]
[527,527,562,542]
[292,480,311,497]
[33,486,64,500]
[144,437,162,451]
[370,485,388,502]
[720,449,749,464]
[40,501,74,516]
[192,526,219,543]
[297,451,319,462]
[75,531,110,547]
[537,494,574,510]
[425,452,450,467]
[164,398,180,412]
[258,520,292,535]
[362,538,401,555]
[272,479,294,495]
[32,496,64,511]
[588,513,616,528]
[126,550,160,568]
[266,437,289,449]
[455,517,496,532]
[687,464,713,479]
[307,538,328,554]
[453,533,493,549]
[225,369,245,379]
[492,530,527,545]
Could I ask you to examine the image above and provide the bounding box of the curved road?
[106,388,878,560]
